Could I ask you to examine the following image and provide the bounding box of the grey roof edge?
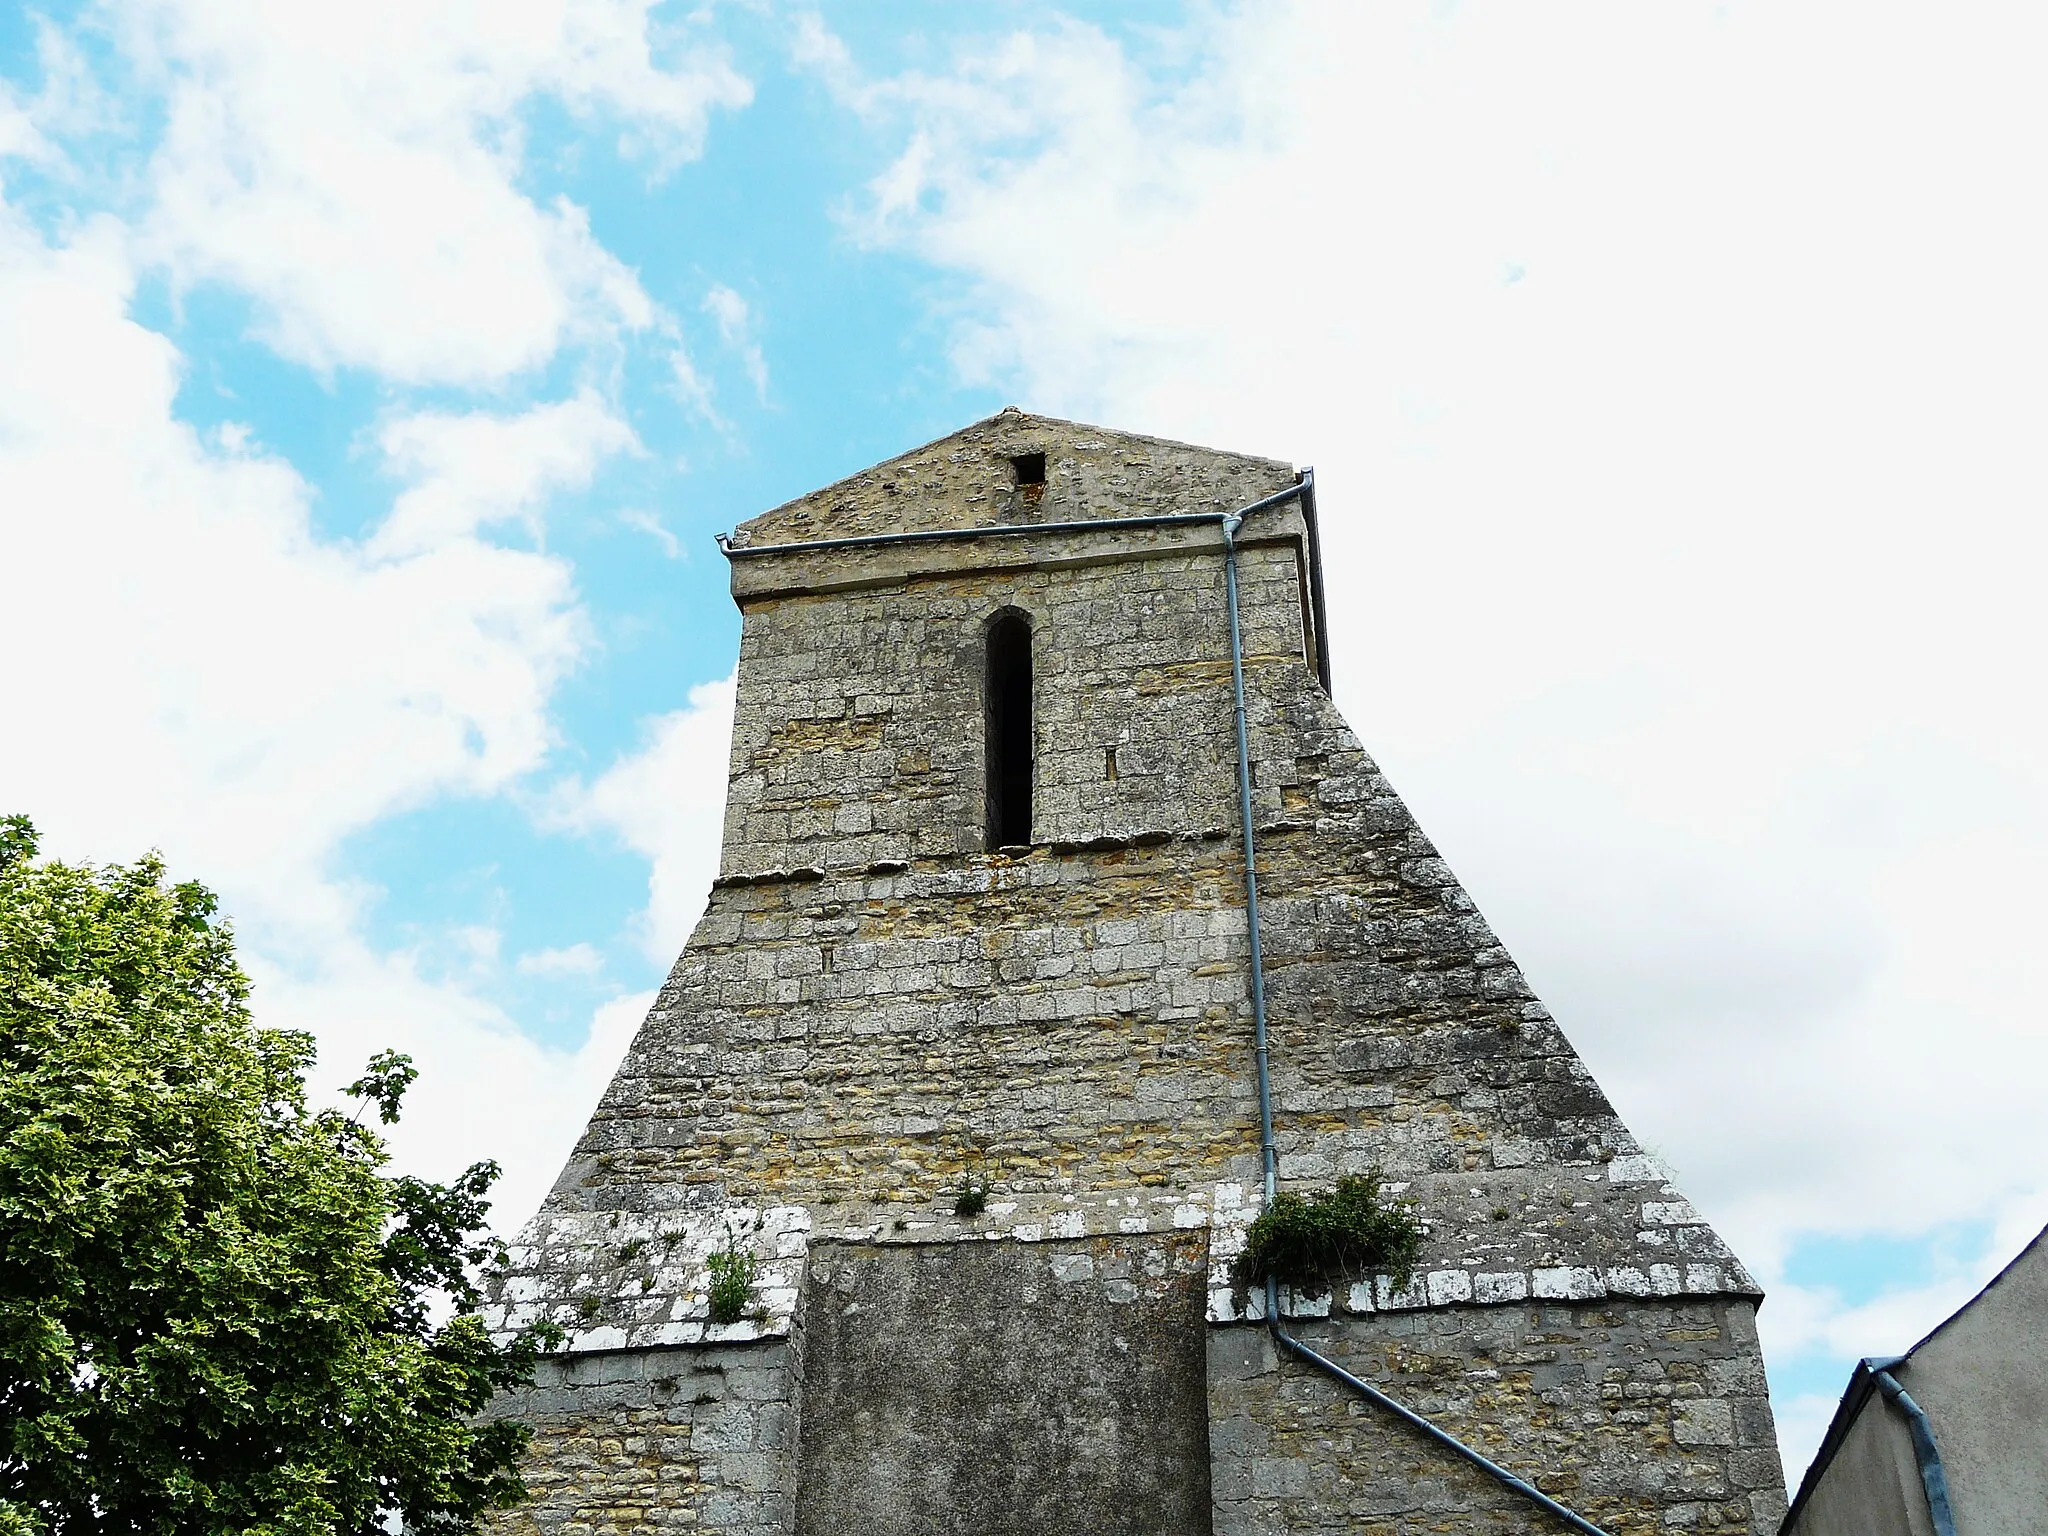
[1777,1219,2048,1533]
[732,407,1299,538]
[1902,1218,2048,1357]
[1778,1358,1884,1534]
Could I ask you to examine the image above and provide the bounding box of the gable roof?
[729,408,1299,548]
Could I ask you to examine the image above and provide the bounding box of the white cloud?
[0,0,781,1251]
[703,281,768,398]
[618,505,682,558]
[1,1,752,1241]
[0,209,577,901]
[553,674,736,963]
[0,90,36,167]
[123,0,750,383]
[372,389,638,558]
[515,941,606,977]
[0,16,113,171]
[821,0,2048,1474]
[668,339,722,423]
[0,196,636,1222]
[257,940,650,1227]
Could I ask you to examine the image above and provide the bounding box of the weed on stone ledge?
[706,1224,762,1325]
[952,1171,989,1219]
[1231,1172,1423,1305]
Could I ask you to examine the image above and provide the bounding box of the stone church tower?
[483,412,1786,1536]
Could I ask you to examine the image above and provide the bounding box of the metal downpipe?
[1295,467,1333,694]
[1866,1358,1958,1536]
[1218,510,1612,1536]
[1221,510,1279,1210]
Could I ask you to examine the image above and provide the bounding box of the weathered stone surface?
[484,411,1785,1535]
[793,1233,1211,1536]
[482,1342,798,1536]
[728,410,1297,548]
[1210,1299,1784,1536]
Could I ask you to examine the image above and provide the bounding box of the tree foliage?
[0,818,557,1535]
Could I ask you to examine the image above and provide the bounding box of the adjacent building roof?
[1781,1221,2048,1534]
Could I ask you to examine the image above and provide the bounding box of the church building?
[482,411,1786,1536]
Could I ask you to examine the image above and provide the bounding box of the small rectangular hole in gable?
[1104,746,1118,781]
[1011,452,1046,488]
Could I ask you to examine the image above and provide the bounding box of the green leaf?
[0,823,546,1533]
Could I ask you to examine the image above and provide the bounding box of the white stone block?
[1426,1269,1473,1306]
[1279,1287,1330,1318]
[1605,1155,1664,1184]
[1642,1200,1701,1226]
[1376,1274,1428,1310]
[1474,1272,1528,1304]
[1531,1266,1604,1300]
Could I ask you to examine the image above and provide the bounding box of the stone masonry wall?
[1211,1301,1781,1536]
[485,413,1784,1535]
[483,1342,798,1536]
[717,536,1311,873]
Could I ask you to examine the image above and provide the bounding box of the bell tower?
[484,410,1786,1536]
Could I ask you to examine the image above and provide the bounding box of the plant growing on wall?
[951,1149,994,1219]
[1230,1172,1423,1305]
[952,1171,989,1219]
[705,1226,760,1325]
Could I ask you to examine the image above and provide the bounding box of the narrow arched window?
[985,609,1033,849]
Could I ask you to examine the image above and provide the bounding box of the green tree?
[0,817,558,1535]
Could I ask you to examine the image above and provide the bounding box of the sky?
[3,0,2045,1489]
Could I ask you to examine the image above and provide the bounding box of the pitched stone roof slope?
[728,409,1299,547]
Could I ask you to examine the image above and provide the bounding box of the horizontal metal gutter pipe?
[715,481,1309,559]
[1218,512,1610,1536]
[1866,1357,1958,1536]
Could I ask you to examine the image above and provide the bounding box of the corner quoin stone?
[482,409,1787,1536]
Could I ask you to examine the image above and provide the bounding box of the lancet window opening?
[984,608,1034,850]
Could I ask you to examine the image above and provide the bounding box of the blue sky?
[5,0,2047,1485]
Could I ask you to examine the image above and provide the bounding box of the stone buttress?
[481,411,1788,1536]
